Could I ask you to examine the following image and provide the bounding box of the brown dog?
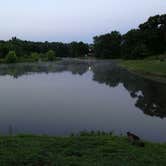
[127,132,144,147]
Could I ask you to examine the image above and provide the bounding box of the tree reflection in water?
[92,61,166,119]
[0,59,165,118]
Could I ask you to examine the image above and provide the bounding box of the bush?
[46,50,56,61]
[5,51,17,63]
[31,52,40,62]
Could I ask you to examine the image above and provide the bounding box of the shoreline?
[119,60,166,84]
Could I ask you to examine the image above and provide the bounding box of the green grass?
[120,59,166,78]
[0,134,166,166]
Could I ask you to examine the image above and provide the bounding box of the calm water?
[0,59,166,142]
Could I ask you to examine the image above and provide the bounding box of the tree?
[46,50,56,61]
[0,14,164,61]
[5,51,17,63]
[121,29,149,59]
[0,41,10,58]
[93,14,166,59]
[139,14,166,55]
[69,42,89,57]
[93,31,122,58]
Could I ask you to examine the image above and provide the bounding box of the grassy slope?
[120,60,166,83]
[120,60,166,77]
[0,135,166,166]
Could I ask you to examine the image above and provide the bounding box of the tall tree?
[93,31,122,58]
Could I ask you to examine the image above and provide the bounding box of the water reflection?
[0,60,90,78]
[0,59,165,119]
[92,62,166,119]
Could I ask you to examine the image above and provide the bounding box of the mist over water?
[0,59,166,142]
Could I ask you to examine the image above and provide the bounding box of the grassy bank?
[0,134,166,166]
[120,59,166,82]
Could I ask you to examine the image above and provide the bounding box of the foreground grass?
[0,134,166,166]
[120,59,166,81]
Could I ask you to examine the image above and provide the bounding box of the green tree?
[121,29,147,59]
[93,31,122,58]
[5,51,17,63]
[46,50,55,61]
[31,52,40,62]
[139,14,166,55]
[69,42,89,57]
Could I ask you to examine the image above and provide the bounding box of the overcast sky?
[0,0,166,43]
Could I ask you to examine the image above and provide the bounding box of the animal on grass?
[127,132,145,147]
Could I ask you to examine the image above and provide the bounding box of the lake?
[0,59,166,142]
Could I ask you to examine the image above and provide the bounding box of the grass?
[0,134,166,166]
[120,58,166,82]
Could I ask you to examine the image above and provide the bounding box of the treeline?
[0,38,89,62]
[93,14,166,59]
[0,14,165,62]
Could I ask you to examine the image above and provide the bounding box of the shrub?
[46,50,56,61]
[5,51,17,63]
[31,52,40,62]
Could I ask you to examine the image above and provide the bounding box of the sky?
[0,0,166,43]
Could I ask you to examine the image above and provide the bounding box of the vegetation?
[120,58,166,78]
[0,38,89,63]
[5,51,18,63]
[69,42,89,57]
[46,50,56,61]
[0,133,166,166]
[0,14,165,62]
[94,31,122,58]
[94,14,166,59]
[30,52,40,62]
